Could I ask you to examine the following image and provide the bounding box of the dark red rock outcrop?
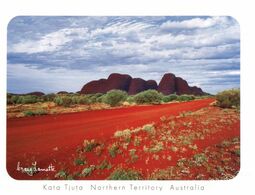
[128,78,147,95]
[80,73,204,95]
[175,77,191,95]
[106,73,132,91]
[26,91,45,96]
[80,73,132,94]
[190,86,204,96]
[81,79,108,94]
[146,80,158,90]
[158,73,176,95]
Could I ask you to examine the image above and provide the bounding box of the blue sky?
[7,16,240,94]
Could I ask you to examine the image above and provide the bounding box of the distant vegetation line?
[7,89,211,107]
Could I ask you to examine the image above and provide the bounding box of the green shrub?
[54,96,63,106]
[216,89,240,109]
[42,93,56,102]
[134,90,162,104]
[54,96,73,107]
[193,153,208,166]
[97,159,112,170]
[23,109,47,116]
[10,95,19,104]
[129,149,139,162]
[114,129,132,143]
[55,170,68,179]
[16,95,40,104]
[71,95,80,104]
[162,94,178,102]
[108,143,119,158]
[62,96,73,107]
[77,95,89,104]
[103,90,128,106]
[8,95,41,104]
[126,96,135,104]
[176,95,195,102]
[108,168,142,180]
[74,158,86,165]
[86,93,104,104]
[142,123,156,135]
[80,165,96,177]
[83,139,100,152]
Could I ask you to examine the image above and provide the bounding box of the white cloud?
[160,16,229,30]
[90,20,153,36]
[10,28,88,54]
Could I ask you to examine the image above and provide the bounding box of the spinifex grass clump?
[114,129,132,143]
[108,143,120,157]
[80,165,96,177]
[83,139,100,152]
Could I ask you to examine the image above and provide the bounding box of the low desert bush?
[176,95,195,102]
[55,170,68,179]
[23,109,47,116]
[107,168,142,180]
[114,129,132,143]
[126,96,135,104]
[108,143,119,157]
[103,90,128,106]
[193,153,208,166]
[11,95,41,104]
[216,89,240,109]
[54,96,63,106]
[142,123,156,135]
[134,90,162,104]
[83,139,100,152]
[80,165,95,177]
[42,93,56,102]
[97,159,112,170]
[54,96,73,107]
[74,157,86,165]
[86,93,104,104]
[162,94,178,102]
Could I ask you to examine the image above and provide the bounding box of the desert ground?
[7,98,240,180]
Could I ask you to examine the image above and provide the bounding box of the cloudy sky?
[7,16,240,94]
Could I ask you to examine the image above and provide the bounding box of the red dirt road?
[7,98,214,179]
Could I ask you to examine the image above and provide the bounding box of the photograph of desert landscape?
[7,16,240,180]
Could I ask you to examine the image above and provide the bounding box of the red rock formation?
[26,91,45,96]
[190,86,204,95]
[80,73,132,94]
[128,78,147,95]
[175,77,191,95]
[158,73,176,95]
[80,73,204,95]
[80,79,108,94]
[146,80,158,90]
[106,73,132,91]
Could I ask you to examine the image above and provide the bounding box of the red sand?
[7,98,217,179]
